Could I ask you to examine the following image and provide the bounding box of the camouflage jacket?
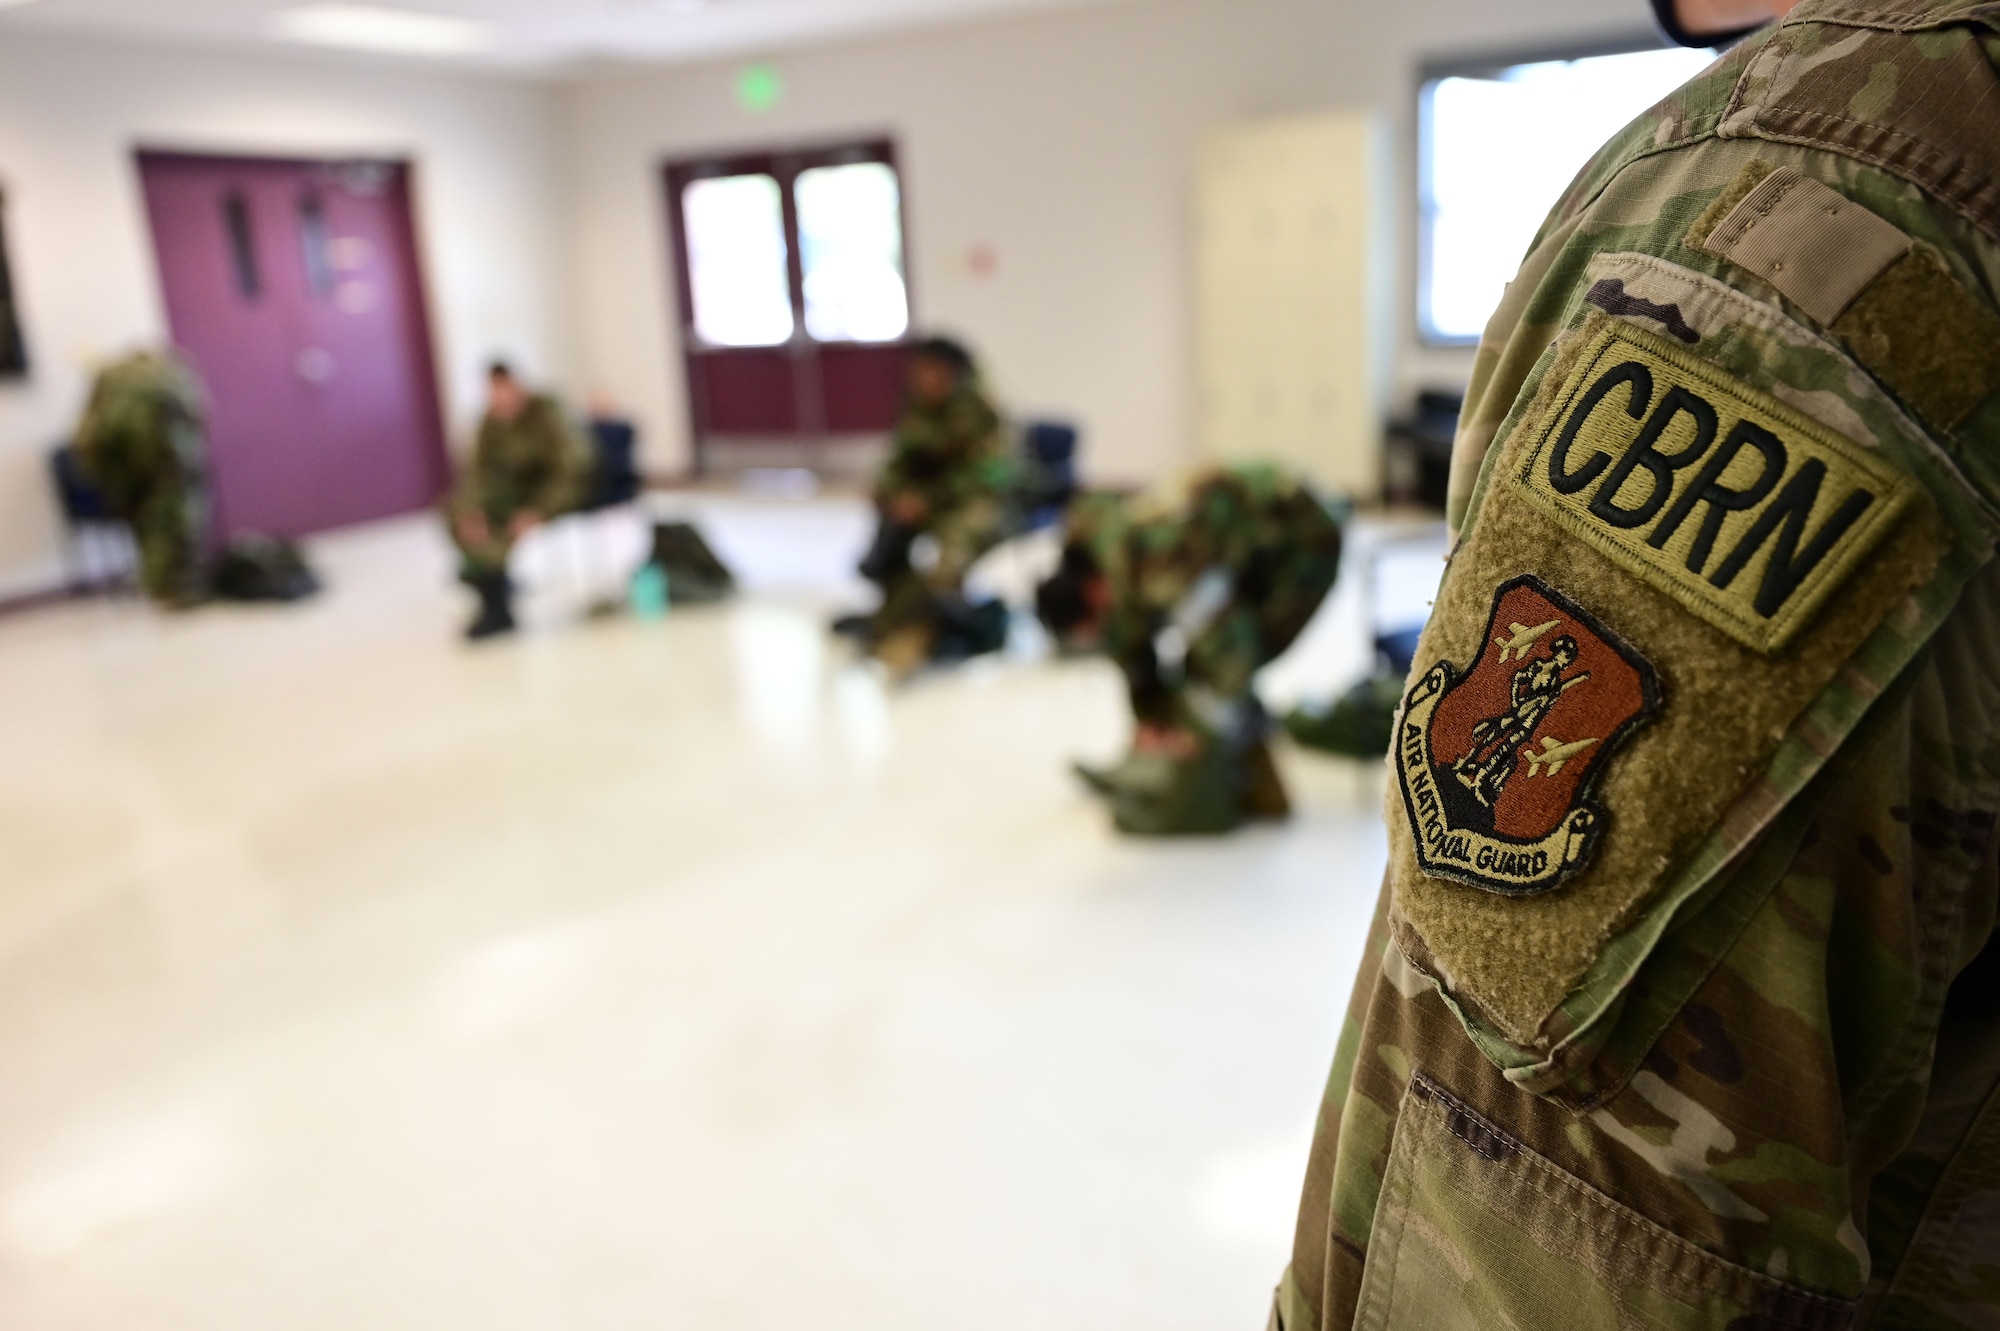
[72,350,208,510]
[1278,3,2000,1327]
[875,384,1012,515]
[460,394,592,520]
[1087,463,1342,727]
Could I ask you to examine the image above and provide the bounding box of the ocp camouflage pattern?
[1275,2,2000,1327]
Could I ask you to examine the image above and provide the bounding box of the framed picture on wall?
[0,187,27,377]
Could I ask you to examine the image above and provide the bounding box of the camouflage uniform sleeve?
[1278,5,2000,1327]
[462,414,507,513]
[875,411,928,503]
[1102,530,1177,728]
[531,397,594,517]
[1183,471,1342,704]
[938,390,1011,510]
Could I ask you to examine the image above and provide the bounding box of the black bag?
[209,534,322,603]
[648,521,736,604]
[932,596,1011,661]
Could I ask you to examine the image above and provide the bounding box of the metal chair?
[1017,420,1080,531]
[547,416,646,605]
[48,444,136,594]
[581,417,642,512]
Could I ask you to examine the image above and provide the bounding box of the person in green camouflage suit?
[1273,0,2000,1326]
[853,337,1015,673]
[71,349,212,607]
[1038,463,1343,835]
[446,362,594,640]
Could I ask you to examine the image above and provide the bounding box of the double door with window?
[665,140,912,470]
[137,151,449,540]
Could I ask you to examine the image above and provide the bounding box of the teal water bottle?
[629,562,670,621]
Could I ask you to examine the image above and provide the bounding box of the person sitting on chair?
[1036,463,1344,836]
[446,361,594,641]
[843,337,1015,674]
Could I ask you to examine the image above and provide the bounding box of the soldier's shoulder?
[947,387,1001,431]
[1540,33,1763,240]
[1212,460,1292,495]
[1390,3,2000,1094]
[524,394,572,428]
[1716,0,2000,239]
[1563,1,2000,237]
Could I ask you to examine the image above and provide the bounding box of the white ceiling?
[0,0,1139,75]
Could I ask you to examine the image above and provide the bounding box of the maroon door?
[137,152,449,539]
[665,140,912,473]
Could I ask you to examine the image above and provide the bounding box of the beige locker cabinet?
[1195,112,1391,500]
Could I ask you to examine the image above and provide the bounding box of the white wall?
[0,0,1662,595]
[559,0,1653,485]
[0,31,570,598]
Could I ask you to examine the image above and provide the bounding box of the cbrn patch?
[1513,323,1918,655]
[1396,576,1660,897]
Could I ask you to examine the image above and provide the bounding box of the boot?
[464,571,516,641]
[831,613,876,641]
[1107,748,1244,837]
[1072,760,1121,798]
[933,597,1011,661]
[1286,670,1404,759]
[1072,749,1166,799]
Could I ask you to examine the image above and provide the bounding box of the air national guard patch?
[1396,576,1661,897]
[1514,323,1917,655]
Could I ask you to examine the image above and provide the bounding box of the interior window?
[682,173,796,348]
[300,191,335,300]
[223,191,261,300]
[1418,44,1717,344]
[0,188,24,374]
[795,162,910,344]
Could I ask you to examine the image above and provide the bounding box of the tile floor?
[0,496,1439,1330]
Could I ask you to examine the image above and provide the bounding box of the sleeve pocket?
[1354,1074,1856,1331]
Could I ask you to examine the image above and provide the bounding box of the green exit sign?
[736,63,784,113]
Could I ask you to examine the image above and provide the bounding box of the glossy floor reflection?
[0,496,1409,1330]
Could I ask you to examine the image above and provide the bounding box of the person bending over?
[1037,463,1342,835]
[446,362,593,641]
[72,349,213,608]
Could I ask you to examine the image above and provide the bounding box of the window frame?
[1415,31,1687,349]
[663,137,911,353]
[678,171,799,349]
[0,185,23,378]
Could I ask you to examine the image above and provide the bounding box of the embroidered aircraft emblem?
[1523,736,1599,779]
[1492,619,1561,662]
[1396,576,1662,896]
